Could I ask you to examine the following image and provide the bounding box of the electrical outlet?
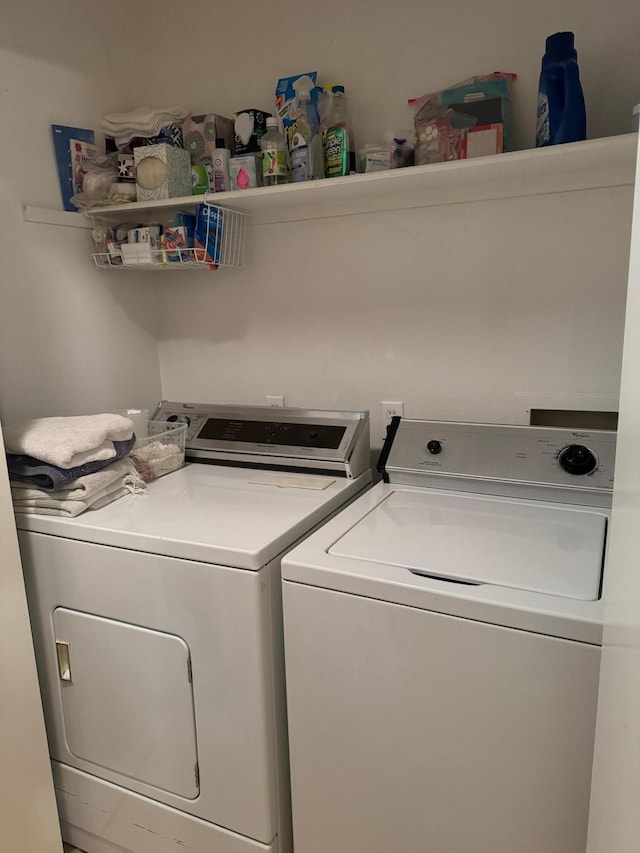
[265,395,286,407]
[381,401,404,425]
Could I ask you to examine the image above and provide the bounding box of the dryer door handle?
[56,640,72,682]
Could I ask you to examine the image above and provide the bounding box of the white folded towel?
[102,106,189,148]
[12,458,146,517]
[13,485,130,517]
[11,458,140,501]
[3,413,134,469]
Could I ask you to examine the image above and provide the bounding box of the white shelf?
[86,134,638,226]
[23,206,92,229]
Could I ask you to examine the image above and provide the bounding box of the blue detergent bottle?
[535,31,586,147]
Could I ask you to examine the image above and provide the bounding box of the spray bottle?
[289,75,323,181]
[320,84,355,178]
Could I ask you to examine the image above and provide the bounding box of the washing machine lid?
[328,488,607,601]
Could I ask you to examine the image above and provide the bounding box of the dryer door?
[52,608,199,799]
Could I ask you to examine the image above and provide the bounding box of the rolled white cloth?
[3,413,134,469]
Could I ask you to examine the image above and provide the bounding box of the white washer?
[281,418,616,853]
[17,403,371,853]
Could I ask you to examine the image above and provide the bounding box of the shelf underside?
[85,134,638,226]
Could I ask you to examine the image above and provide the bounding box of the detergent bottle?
[536,31,586,147]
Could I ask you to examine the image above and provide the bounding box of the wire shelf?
[91,204,248,271]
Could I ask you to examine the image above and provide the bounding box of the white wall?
[2,0,631,435]
[0,2,162,425]
[587,137,640,853]
[123,0,639,444]
[131,0,640,152]
[157,187,631,443]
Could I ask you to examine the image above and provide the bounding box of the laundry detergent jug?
[536,31,586,147]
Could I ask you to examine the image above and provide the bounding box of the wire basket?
[92,204,247,271]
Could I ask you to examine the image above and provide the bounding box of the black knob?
[427,440,442,455]
[558,444,597,476]
[167,413,190,426]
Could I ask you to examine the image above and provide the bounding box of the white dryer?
[17,403,371,853]
[281,418,616,853]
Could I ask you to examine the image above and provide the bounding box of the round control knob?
[166,413,190,426]
[558,444,597,476]
[426,440,442,455]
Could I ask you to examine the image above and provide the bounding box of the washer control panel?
[385,419,616,496]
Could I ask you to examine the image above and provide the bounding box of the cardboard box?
[182,113,234,164]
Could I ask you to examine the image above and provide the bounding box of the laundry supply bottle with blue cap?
[536,31,586,147]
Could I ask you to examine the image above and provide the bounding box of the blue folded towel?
[7,436,136,492]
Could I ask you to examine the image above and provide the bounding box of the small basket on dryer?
[131,421,187,482]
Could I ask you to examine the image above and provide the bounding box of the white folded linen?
[13,485,130,517]
[101,106,188,147]
[11,458,140,501]
[102,106,188,129]
[12,458,146,517]
[3,413,134,469]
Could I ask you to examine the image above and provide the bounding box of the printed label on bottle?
[536,93,550,146]
[291,144,310,182]
[324,127,348,178]
[262,149,288,180]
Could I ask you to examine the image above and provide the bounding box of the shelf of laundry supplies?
[84,133,638,228]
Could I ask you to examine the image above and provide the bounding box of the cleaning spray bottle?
[289,75,323,181]
[320,84,355,178]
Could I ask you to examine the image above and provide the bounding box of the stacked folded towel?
[102,106,189,149]
[5,414,147,517]
[11,458,145,517]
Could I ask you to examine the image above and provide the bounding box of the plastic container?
[131,421,186,482]
[535,31,586,147]
[261,118,289,186]
[320,84,355,177]
[289,75,323,181]
[212,138,231,192]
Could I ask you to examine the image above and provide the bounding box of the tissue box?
[134,144,192,201]
[182,113,234,164]
[233,109,272,155]
[230,154,262,190]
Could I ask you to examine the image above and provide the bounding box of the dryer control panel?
[151,401,371,480]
